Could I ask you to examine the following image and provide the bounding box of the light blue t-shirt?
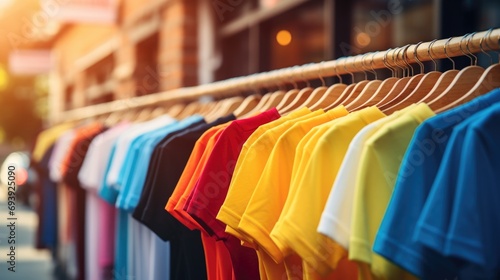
[373,88,500,279]
[114,119,179,191]
[99,144,119,204]
[115,115,204,211]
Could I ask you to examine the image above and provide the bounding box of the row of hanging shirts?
[29,29,500,280]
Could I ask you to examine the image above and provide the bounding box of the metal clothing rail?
[53,28,500,124]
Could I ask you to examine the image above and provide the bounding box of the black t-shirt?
[133,114,235,280]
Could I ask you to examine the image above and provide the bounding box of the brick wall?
[158,0,198,90]
[50,0,200,115]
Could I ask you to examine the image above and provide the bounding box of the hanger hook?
[343,56,356,83]
[300,64,311,88]
[428,39,438,71]
[414,41,424,74]
[289,67,298,89]
[444,37,455,70]
[466,32,478,65]
[459,33,474,66]
[251,73,260,95]
[402,44,413,76]
[484,29,500,62]
[481,28,495,64]
[395,46,409,77]
[318,61,326,87]
[384,48,395,77]
[333,58,343,84]
[368,51,378,80]
[359,54,368,80]
[278,69,287,91]
[397,46,410,77]
[392,47,403,77]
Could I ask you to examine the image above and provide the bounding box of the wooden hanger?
[383,42,443,114]
[427,33,486,111]
[279,65,319,114]
[437,63,500,113]
[374,46,412,108]
[234,94,262,118]
[279,86,314,114]
[335,54,379,110]
[206,96,244,122]
[298,63,329,109]
[134,107,154,122]
[166,103,185,118]
[260,90,286,110]
[177,101,201,119]
[203,100,223,120]
[241,90,272,117]
[353,49,400,110]
[379,45,426,112]
[309,59,347,111]
[436,31,500,112]
[418,38,460,104]
[345,52,383,111]
[104,110,123,126]
[196,101,214,117]
[323,57,359,110]
[148,106,167,120]
[275,67,305,112]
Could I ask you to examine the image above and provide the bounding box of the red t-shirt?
[186,108,281,280]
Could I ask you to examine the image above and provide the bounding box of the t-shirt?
[116,116,204,211]
[135,114,235,239]
[217,107,314,244]
[168,124,234,280]
[217,107,314,280]
[271,116,345,280]
[237,106,349,280]
[186,109,281,280]
[166,125,226,230]
[373,88,500,280]
[318,105,415,250]
[125,117,205,280]
[33,144,58,250]
[413,102,500,279]
[48,129,77,182]
[78,123,130,280]
[32,122,74,163]
[134,114,236,280]
[274,106,384,278]
[349,103,434,279]
[61,122,107,280]
[105,115,176,190]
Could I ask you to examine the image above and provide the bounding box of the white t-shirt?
[78,123,131,280]
[317,118,388,248]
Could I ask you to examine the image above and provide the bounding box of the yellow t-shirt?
[218,107,314,280]
[238,106,349,280]
[349,103,435,280]
[218,107,314,243]
[32,123,74,162]
[274,106,386,278]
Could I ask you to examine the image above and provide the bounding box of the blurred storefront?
[2,0,499,126]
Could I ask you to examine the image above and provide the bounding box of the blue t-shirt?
[416,102,500,279]
[115,115,204,211]
[373,88,500,279]
[99,144,119,204]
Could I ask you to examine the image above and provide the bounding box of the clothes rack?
[52,28,500,124]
